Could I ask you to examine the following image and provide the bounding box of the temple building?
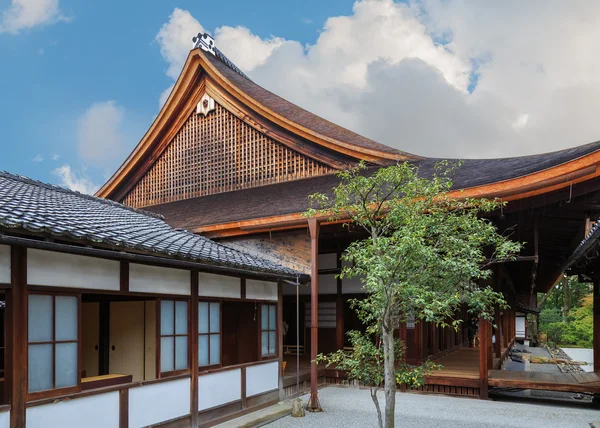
[1,32,600,428]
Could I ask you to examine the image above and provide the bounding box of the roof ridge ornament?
[192,32,215,55]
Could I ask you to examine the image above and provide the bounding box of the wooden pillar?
[190,272,199,428]
[478,317,489,400]
[502,311,508,348]
[594,278,600,373]
[277,282,284,400]
[335,250,344,351]
[9,246,27,428]
[308,218,321,411]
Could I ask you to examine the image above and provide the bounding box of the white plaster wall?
[27,249,119,290]
[0,245,9,284]
[246,280,277,301]
[129,378,190,428]
[129,263,190,295]
[26,391,119,428]
[198,273,240,298]
[0,410,8,428]
[198,368,241,411]
[246,361,278,397]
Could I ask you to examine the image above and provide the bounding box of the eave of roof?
[149,141,600,237]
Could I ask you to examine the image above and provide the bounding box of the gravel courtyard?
[267,387,599,428]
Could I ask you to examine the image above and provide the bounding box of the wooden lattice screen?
[122,103,335,208]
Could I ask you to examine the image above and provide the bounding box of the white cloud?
[0,0,70,34]
[32,154,43,162]
[52,165,98,195]
[51,153,60,161]
[154,1,600,158]
[155,8,204,80]
[77,101,126,166]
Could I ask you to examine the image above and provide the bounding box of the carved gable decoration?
[196,93,215,116]
[122,102,335,208]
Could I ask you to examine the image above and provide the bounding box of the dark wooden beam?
[9,246,27,428]
[479,317,489,400]
[120,261,129,292]
[119,388,129,428]
[307,218,321,411]
[190,272,199,428]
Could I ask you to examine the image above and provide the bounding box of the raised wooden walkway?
[489,370,600,394]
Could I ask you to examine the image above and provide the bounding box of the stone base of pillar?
[306,393,323,412]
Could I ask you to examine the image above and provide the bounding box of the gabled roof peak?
[192,32,249,79]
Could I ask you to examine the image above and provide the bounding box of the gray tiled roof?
[0,171,298,277]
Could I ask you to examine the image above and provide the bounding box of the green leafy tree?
[306,161,521,428]
[562,294,593,347]
[316,330,438,428]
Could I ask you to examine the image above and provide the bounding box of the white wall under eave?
[26,391,119,428]
[0,245,9,284]
[129,263,190,295]
[129,378,190,428]
[246,280,277,301]
[27,249,120,290]
[198,368,241,411]
[0,409,8,428]
[198,273,240,298]
[246,361,278,397]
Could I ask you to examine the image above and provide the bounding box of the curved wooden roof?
[96,46,600,239]
[96,48,418,201]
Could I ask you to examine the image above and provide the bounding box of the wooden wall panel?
[122,103,335,208]
[222,230,311,275]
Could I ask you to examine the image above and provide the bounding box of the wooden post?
[9,246,27,428]
[479,317,489,400]
[190,272,199,428]
[335,249,344,350]
[308,218,322,411]
[594,278,600,373]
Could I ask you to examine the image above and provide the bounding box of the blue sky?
[0,0,354,190]
[2,0,600,194]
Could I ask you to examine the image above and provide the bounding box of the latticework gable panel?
[122,103,335,208]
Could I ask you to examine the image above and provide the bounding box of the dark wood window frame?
[157,298,190,378]
[198,300,221,369]
[260,304,277,358]
[27,291,81,401]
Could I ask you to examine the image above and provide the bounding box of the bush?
[545,322,567,344]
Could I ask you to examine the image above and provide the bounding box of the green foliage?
[316,330,439,390]
[562,295,593,348]
[539,293,593,347]
[538,277,591,313]
[306,161,521,428]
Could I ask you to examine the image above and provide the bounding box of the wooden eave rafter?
[96,49,408,201]
[198,150,600,238]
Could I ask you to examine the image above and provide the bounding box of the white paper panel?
[318,253,338,270]
[129,263,190,295]
[27,249,119,290]
[198,273,240,298]
[246,280,277,301]
[246,361,278,397]
[0,410,8,428]
[198,368,241,411]
[0,245,9,284]
[26,391,119,428]
[129,378,190,427]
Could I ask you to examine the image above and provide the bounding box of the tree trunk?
[563,276,571,319]
[382,319,396,428]
[371,388,383,428]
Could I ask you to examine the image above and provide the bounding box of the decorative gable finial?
[192,32,215,55]
[197,93,215,116]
